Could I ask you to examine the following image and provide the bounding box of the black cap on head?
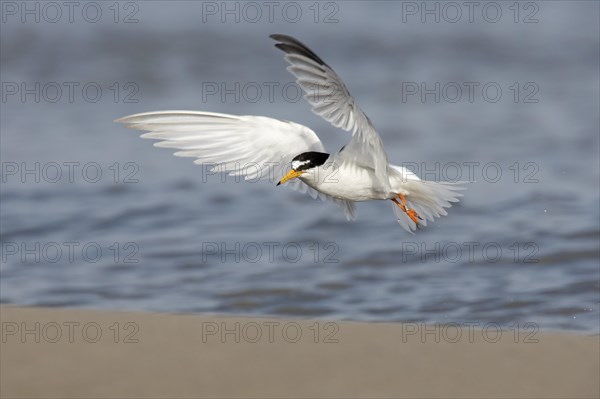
[291,152,330,171]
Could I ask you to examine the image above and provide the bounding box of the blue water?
[1,1,599,332]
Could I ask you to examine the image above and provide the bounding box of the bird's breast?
[300,161,390,201]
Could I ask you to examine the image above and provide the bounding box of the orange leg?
[391,194,422,226]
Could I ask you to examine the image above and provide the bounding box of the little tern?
[117,34,464,233]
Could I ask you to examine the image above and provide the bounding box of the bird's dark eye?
[291,152,329,171]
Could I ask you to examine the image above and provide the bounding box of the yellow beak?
[277,170,304,186]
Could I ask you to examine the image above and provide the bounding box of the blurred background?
[1,1,598,332]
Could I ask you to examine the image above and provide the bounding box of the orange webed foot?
[392,195,422,227]
[405,208,422,225]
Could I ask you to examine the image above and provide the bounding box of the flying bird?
[116,34,464,233]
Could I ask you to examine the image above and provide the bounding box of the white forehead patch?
[292,159,310,170]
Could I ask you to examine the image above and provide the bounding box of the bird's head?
[277,152,330,186]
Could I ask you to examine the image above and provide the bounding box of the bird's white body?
[117,34,465,233]
[301,160,414,202]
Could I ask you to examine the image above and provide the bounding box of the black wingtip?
[270,33,289,41]
[269,33,328,67]
[276,182,281,186]
[274,43,287,51]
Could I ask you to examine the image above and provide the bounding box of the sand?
[1,305,598,398]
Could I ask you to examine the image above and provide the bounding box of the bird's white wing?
[271,34,391,192]
[117,111,319,181]
[116,111,356,220]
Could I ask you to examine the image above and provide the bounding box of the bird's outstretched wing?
[270,34,391,192]
[116,111,356,220]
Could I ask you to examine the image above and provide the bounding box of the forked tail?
[389,166,465,233]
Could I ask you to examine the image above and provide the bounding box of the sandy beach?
[1,305,598,398]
